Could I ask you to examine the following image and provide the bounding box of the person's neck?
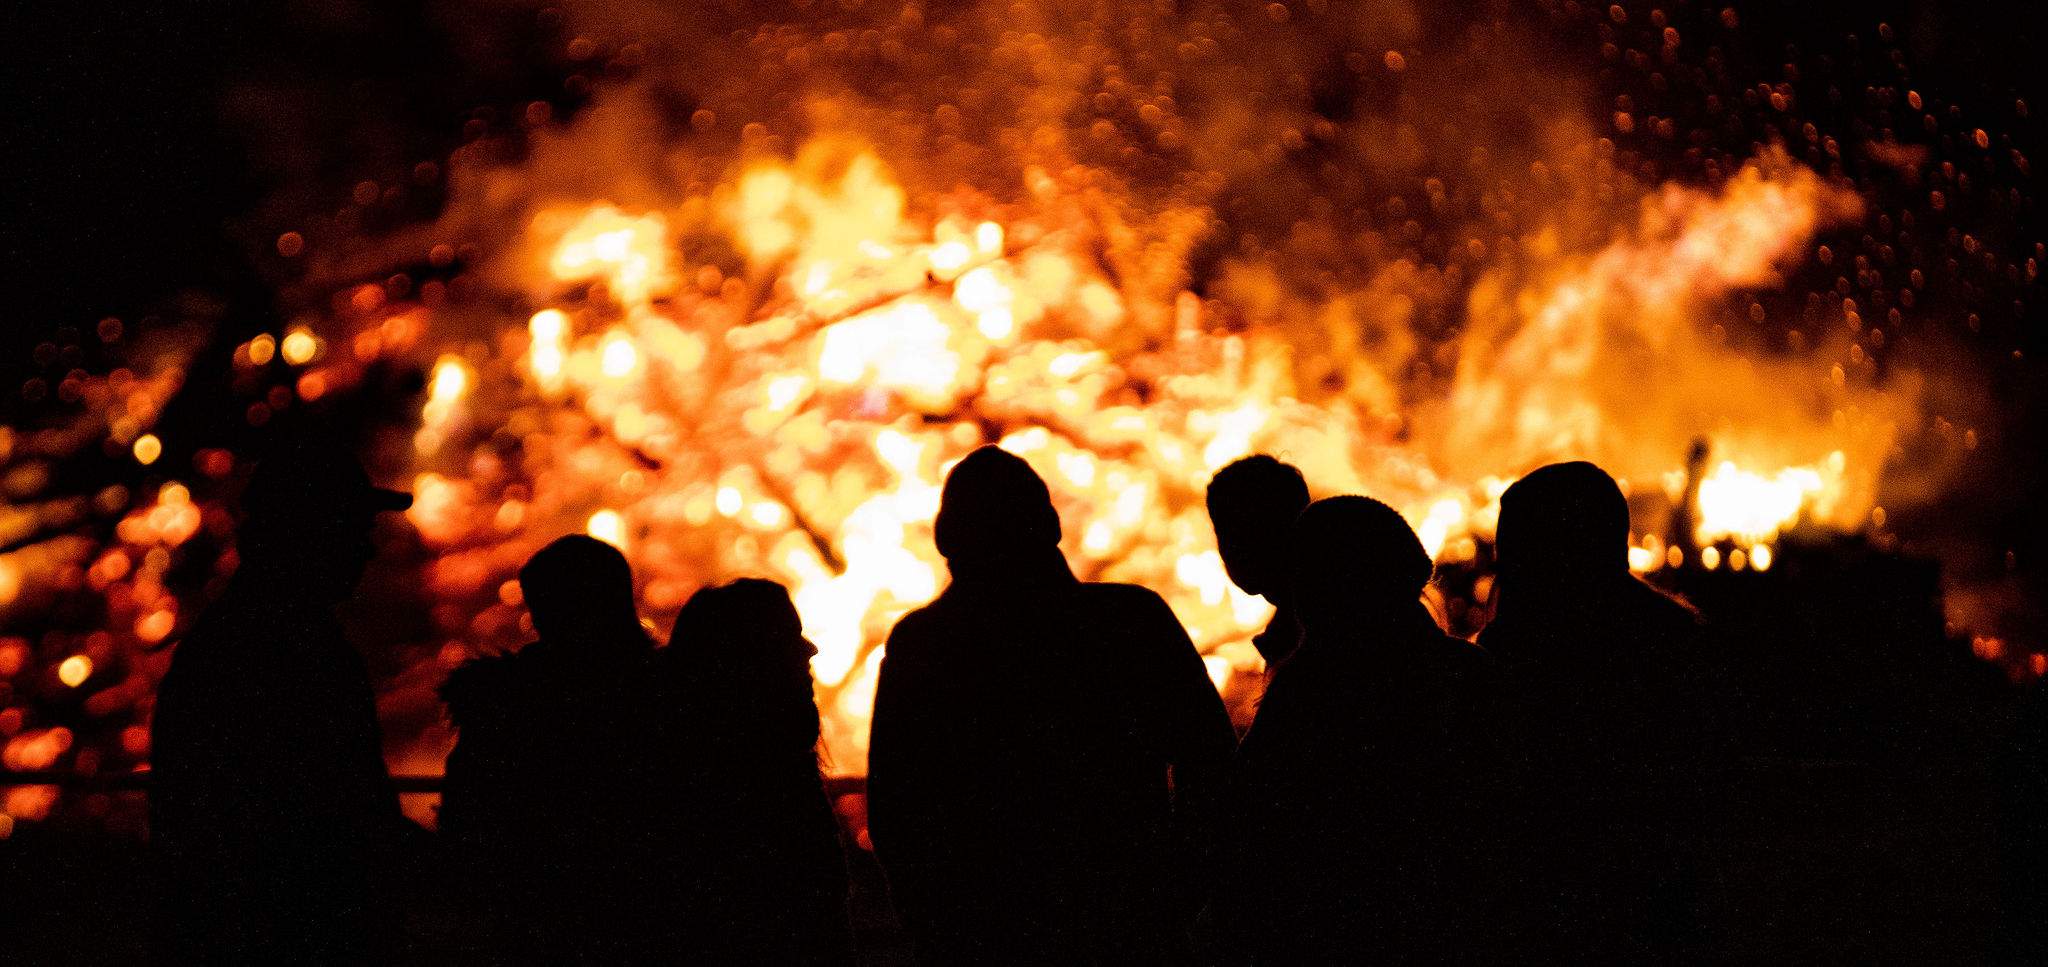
[230,565,345,608]
[1493,567,1634,623]
[945,543,1075,588]
[1303,599,1441,651]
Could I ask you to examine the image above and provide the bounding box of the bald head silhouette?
[1495,461,1631,582]
[1288,496,1434,638]
[520,535,644,645]
[933,446,1062,566]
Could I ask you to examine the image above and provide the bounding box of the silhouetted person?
[868,446,1236,964]
[150,432,415,964]
[1223,496,1509,964]
[438,535,664,964]
[1479,461,1711,960]
[655,579,853,963]
[1206,455,1312,671]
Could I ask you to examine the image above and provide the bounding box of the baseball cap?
[242,432,412,526]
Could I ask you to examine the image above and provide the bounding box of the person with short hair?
[1205,455,1312,671]
[868,446,1237,963]
[439,535,666,964]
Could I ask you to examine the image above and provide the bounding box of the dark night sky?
[0,2,544,384]
[3,1,2041,355]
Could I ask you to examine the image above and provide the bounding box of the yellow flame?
[599,328,638,379]
[545,206,673,307]
[430,356,469,404]
[1695,459,1828,545]
[528,309,568,390]
[586,509,627,550]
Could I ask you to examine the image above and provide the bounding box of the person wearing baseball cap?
[151,428,416,963]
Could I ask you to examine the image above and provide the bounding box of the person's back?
[1225,496,1509,964]
[438,535,664,964]
[150,433,413,963]
[657,579,853,963]
[1479,461,1711,960]
[868,447,1236,964]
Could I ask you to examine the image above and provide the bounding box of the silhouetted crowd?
[149,434,1742,965]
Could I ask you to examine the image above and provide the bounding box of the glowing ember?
[280,327,321,366]
[1695,459,1832,547]
[56,655,92,688]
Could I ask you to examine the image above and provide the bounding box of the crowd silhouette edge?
[146,431,2028,964]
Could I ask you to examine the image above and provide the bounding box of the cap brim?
[367,487,414,512]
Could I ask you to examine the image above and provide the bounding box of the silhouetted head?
[1495,461,1631,583]
[1206,455,1311,599]
[519,535,646,646]
[1287,496,1434,638]
[671,578,817,685]
[237,430,411,600]
[933,446,1061,568]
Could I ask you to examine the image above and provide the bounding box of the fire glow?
[9,2,2000,800]
[375,137,1892,771]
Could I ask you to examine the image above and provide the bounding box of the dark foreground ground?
[2,677,2031,965]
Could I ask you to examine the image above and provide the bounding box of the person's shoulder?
[1430,633,1507,685]
[1623,577,1707,649]
[1079,581,1192,635]
[1077,580,1175,613]
[1435,632,1492,659]
[889,600,946,636]
[881,601,948,658]
[1627,574,1702,620]
[1430,632,1494,667]
[440,650,529,724]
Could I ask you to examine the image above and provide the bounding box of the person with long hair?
[656,578,854,964]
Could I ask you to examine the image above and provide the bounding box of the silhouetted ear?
[440,653,519,726]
